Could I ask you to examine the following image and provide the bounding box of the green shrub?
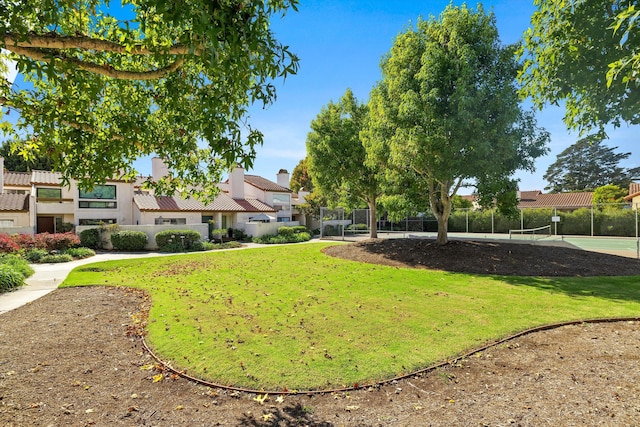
[110,231,148,251]
[39,254,73,263]
[80,228,103,249]
[232,228,249,241]
[155,230,202,251]
[0,264,25,292]
[210,229,226,242]
[64,247,96,259]
[23,249,49,263]
[346,223,369,231]
[253,231,311,244]
[0,255,34,278]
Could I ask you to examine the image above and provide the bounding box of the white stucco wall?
[76,224,208,250]
[74,181,135,225]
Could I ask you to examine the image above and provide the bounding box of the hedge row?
[448,208,639,237]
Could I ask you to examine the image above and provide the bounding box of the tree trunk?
[368,199,378,239]
[435,211,449,245]
[429,186,453,246]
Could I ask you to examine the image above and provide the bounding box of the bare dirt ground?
[1,239,640,426]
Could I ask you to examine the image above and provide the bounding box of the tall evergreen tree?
[543,136,640,192]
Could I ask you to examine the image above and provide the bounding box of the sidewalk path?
[0,252,176,315]
[0,242,270,315]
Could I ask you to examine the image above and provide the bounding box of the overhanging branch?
[7,45,185,80]
[3,33,193,55]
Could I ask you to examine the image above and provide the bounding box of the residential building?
[0,158,296,238]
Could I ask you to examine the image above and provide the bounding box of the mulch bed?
[1,239,640,426]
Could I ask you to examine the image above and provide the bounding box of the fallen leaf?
[85,408,95,413]
[262,413,274,421]
[345,405,360,411]
[175,405,184,410]
[152,374,164,383]
[275,395,285,404]
[253,394,269,405]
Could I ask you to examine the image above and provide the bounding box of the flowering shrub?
[0,234,20,253]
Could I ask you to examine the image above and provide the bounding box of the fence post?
[491,210,494,234]
[591,205,594,237]
[466,209,469,233]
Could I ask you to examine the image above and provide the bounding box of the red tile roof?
[244,174,291,192]
[626,183,640,201]
[134,192,275,213]
[0,193,29,211]
[30,170,63,185]
[517,191,593,209]
[3,171,31,187]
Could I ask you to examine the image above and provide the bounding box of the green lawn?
[61,242,640,391]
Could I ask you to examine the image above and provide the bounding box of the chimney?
[152,157,169,182]
[277,169,290,189]
[298,187,310,202]
[229,165,245,199]
[0,157,4,194]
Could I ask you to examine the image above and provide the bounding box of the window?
[78,185,117,209]
[155,217,186,225]
[0,219,14,227]
[78,218,117,226]
[202,215,214,224]
[79,185,116,200]
[37,187,62,199]
[273,193,290,204]
[79,201,117,209]
[277,217,290,222]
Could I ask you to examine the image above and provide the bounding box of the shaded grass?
[61,242,640,390]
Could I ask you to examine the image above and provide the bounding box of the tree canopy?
[592,184,628,207]
[0,139,53,171]
[289,157,313,194]
[519,0,640,135]
[306,89,384,238]
[0,0,299,196]
[543,135,640,193]
[365,4,549,245]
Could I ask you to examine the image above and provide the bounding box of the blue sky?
[4,1,638,193]
[231,0,639,194]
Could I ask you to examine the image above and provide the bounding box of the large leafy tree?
[0,0,299,196]
[307,89,384,239]
[289,157,313,193]
[519,0,640,135]
[543,135,640,192]
[0,139,53,171]
[365,4,548,245]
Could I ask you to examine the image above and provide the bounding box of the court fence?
[338,203,640,238]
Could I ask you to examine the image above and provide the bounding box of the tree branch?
[3,33,193,55]
[6,45,185,80]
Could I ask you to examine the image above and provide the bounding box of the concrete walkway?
[0,252,168,315]
[0,243,267,315]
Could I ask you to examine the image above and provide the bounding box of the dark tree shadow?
[237,403,341,426]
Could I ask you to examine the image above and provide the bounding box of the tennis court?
[359,230,640,259]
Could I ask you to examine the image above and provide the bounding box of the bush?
[210,229,226,242]
[0,234,20,253]
[110,231,148,251]
[155,230,202,252]
[79,228,103,249]
[64,247,96,259]
[202,241,243,251]
[232,228,249,241]
[23,249,49,263]
[34,232,80,251]
[253,231,312,244]
[39,254,73,263]
[0,264,25,292]
[346,223,368,231]
[0,255,34,278]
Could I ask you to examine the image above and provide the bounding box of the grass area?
[61,242,640,390]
